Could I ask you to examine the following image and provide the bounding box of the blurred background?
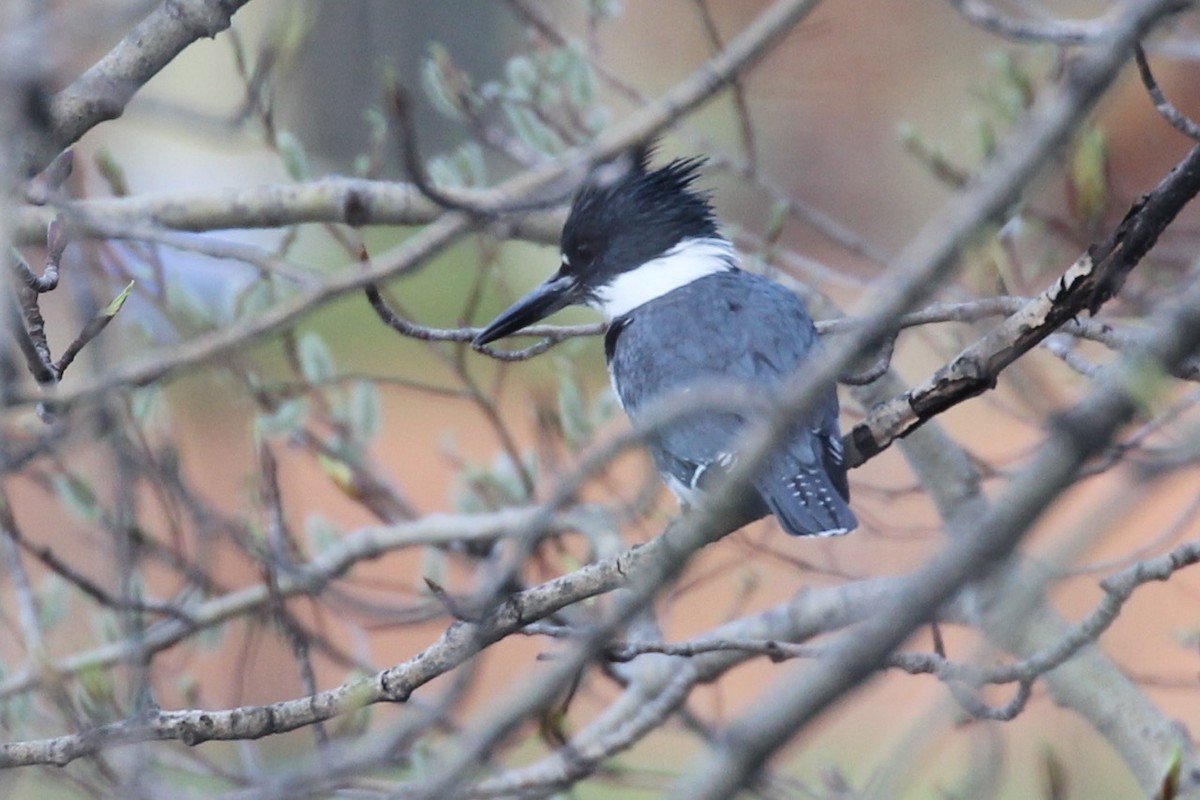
[4,1,1200,797]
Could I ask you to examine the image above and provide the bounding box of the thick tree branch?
[0,511,907,771]
[13,179,560,246]
[216,577,915,800]
[947,0,1124,44]
[21,0,253,176]
[845,141,1200,468]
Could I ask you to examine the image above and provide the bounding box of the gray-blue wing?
[607,271,856,536]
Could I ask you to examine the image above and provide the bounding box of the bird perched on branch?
[473,150,856,537]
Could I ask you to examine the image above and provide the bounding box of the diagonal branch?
[21,0,254,176]
[845,141,1200,468]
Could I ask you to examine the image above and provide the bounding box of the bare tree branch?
[947,0,1130,44]
[5,1,1200,795]
[0,506,596,704]
[1135,43,1200,142]
[845,140,1200,467]
[21,0,254,176]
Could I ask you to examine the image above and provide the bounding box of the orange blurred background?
[4,1,1200,797]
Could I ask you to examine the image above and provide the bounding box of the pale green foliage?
[297,332,335,384]
[52,473,100,522]
[256,396,309,438]
[344,380,382,444]
[304,513,342,556]
[275,130,312,181]
[451,453,537,513]
[102,281,134,317]
[428,141,488,188]
[37,572,69,631]
[555,356,618,452]
[422,37,604,159]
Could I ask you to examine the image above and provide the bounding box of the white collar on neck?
[588,237,737,319]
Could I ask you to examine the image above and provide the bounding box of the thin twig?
[1134,43,1200,142]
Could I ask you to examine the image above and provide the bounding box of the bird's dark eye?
[562,241,593,274]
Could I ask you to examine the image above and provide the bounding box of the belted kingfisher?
[473,152,857,537]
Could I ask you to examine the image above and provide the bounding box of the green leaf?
[53,473,100,521]
[458,141,486,186]
[297,332,335,384]
[584,106,610,134]
[1120,354,1170,418]
[450,454,536,512]
[999,51,1035,110]
[505,55,537,96]
[1069,126,1108,225]
[130,387,167,428]
[1156,745,1182,800]
[364,107,388,141]
[276,1,313,61]
[562,47,595,109]
[304,514,342,556]
[421,43,467,120]
[765,201,789,244]
[331,673,375,738]
[38,573,68,631]
[75,662,118,723]
[590,386,620,430]
[231,279,277,320]
[429,142,488,189]
[318,453,357,497]
[276,130,311,181]
[347,381,381,443]
[420,546,448,590]
[428,154,464,188]
[94,149,129,196]
[102,281,134,318]
[91,610,122,644]
[556,361,589,450]
[975,115,997,160]
[256,397,309,438]
[897,122,967,187]
[194,621,227,650]
[503,103,563,155]
[165,278,218,332]
[588,0,622,19]
[1041,745,1069,800]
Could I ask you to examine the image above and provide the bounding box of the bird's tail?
[755,467,858,537]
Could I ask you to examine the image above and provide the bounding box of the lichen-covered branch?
[845,124,1200,468]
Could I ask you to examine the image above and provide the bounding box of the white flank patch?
[590,237,737,319]
[664,473,700,508]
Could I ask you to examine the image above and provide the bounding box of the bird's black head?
[559,153,718,293]
[473,152,726,347]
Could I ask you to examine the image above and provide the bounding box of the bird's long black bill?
[473,274,578,346]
